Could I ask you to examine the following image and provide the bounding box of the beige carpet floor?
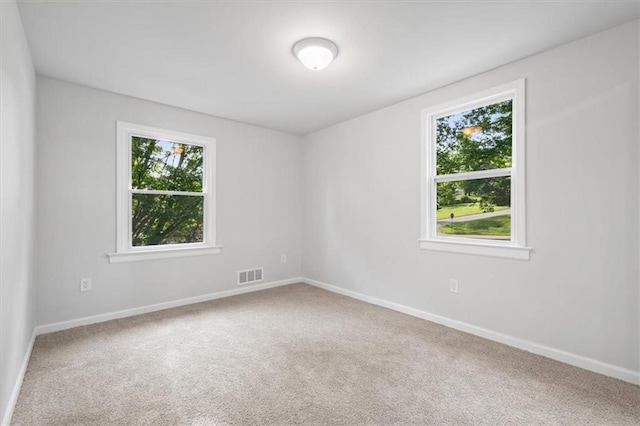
[11,283,640,425]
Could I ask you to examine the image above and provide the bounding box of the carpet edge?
[34,277,304,336]
[302,277,640,386]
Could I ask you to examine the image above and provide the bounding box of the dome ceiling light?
[292,37,339,71]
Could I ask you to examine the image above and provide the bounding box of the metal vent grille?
[237,268,264,286]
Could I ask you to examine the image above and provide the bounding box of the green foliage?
[132,195,203,246]
[463,177,511,212]
[436,181,458,207]
[131,137,203,191]
[436,203,508,220]
[435,100,512,211]
[440,214,511,237]
[131,137,205,247]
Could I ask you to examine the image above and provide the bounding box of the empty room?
[1,0,639,424]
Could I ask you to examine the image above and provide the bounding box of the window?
[420,79,530,260]
[108,122,220,263]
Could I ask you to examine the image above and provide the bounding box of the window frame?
[419,79,531,260]
[108,121,221,263]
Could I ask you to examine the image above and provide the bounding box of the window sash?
[433,168,511,183]
[130,189,205,197]
[129,192,208,249]
[129,134,208,193]
[127,137,209,250]
[427,102,516,243]
[429,172,513,243]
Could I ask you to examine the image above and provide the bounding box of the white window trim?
[108,122,221,263]
[419,79,531,260]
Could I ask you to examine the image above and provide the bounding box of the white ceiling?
[17,0,639,135]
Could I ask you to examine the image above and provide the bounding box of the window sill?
[108,245,222,263]
[419,239,531,260]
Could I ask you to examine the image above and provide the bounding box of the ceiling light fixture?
[292,37,338,71]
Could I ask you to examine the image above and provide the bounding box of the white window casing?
[108,122,221,263]
[419,79,531,260]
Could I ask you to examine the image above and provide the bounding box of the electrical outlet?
[449,278,459,294]
[80,278,92,292]
[280,254,287,263]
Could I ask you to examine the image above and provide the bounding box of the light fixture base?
[292,37,339,71]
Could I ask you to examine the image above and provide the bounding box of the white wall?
[0,0,37,422]
[303,21,639,372]
[35,77,303,325]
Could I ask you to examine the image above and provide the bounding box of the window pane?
[436,176,511,240]
[132,194,204,246]
[436,99,512,175]
[131,136,203,192]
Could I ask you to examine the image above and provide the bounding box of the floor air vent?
[238,268,263,285]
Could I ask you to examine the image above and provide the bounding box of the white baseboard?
[303,277,640,386]
[1,330,36,426]
[35,277,303,336]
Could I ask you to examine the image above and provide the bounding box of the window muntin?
[436,100,512,174]
[113,122,217,260]
[421,80,527,257]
